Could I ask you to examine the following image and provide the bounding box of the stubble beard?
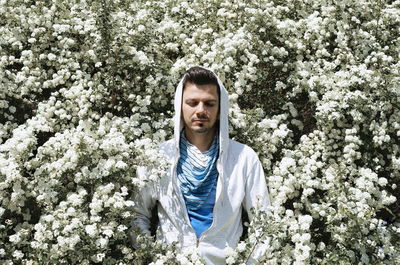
[191,123,209,133]
[192,127,209,133]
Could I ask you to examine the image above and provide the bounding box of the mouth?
[193,119,209,122]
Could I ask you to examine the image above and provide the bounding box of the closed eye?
[185,100,217,107]
[186,101,198,107]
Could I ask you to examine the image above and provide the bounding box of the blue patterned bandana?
[177,131,219,211]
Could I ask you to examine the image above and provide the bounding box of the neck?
[184,127,217,152]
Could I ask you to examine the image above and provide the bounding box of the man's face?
[181,82,219,134]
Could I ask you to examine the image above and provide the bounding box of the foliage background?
[1,0,399,264]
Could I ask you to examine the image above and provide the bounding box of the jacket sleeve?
[130,166,158,248]
[243,157,270,220]
[243,157,270,265]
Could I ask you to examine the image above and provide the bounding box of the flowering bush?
[1,0,399,264]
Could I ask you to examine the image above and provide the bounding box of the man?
[132,66,270,264]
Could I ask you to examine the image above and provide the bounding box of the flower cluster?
[1,0,399,264]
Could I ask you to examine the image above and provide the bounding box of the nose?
[196,102,206,113]
[196,102,208,117]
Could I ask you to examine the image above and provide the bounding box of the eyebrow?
[185,99,217,102]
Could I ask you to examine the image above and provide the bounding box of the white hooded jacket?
[132,68,270,264]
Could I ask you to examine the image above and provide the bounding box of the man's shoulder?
[228,139,259,160]
[160,138,175,148]
[159,138,175,158]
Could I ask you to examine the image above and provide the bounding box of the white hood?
[173,67,230,162]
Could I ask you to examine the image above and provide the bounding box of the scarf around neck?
[177,131,219,211]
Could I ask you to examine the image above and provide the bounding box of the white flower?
[85,225,97,237]
[92,253,106,263]
[115,160,127,169]
[13,250,24,259]
[103,229,114,237]
[279,157,296,174]
[298,215,313,230]
[47,53,57,61]
[237,241,246,252]
[117,225,127,232]
[9,233,21,243]
[378,177,388,186]
[226,256,236,264]
[97,237,109,248]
